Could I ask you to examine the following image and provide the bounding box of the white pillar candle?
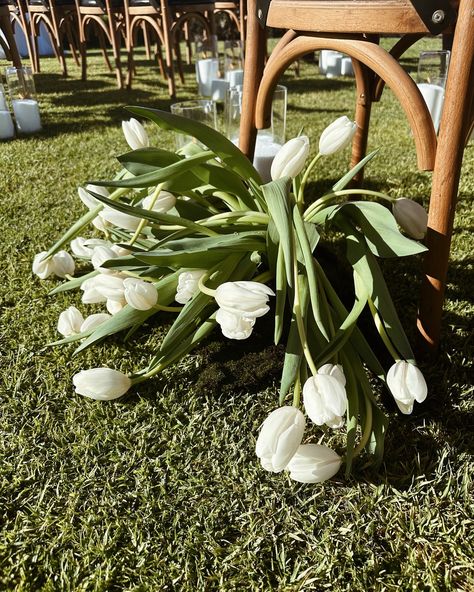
[226,69,244,88]
[12,99,42,134]
[253,132,282,183]
[417,83,444,133]
[0,110,15,140]
[211,78,229,102]
[341,57,354,77]
[0,91,7,112]
[325,53,342,78]
[195,58,219,97]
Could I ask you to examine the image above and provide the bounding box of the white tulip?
[270,135,310,180]
[386,360,427,414]
[111,244,132,257]
[73,368,131,401]
[80,313,111,333]
[106,298,125,315]
[52,250,75,278]
[122,118,150,150]
[287,444,342,483]
[78,184,109,210]
[318,363,346,387]
[216,308,256,340]
[319,116,357,155]
[142,190,176,213]
[57,306,84,337]
[92,215,110,233]
[32,251,56,279]
[100,207,141,231]
[123,277,158,310]
[175,269,207,304]
[255,406,306,472]
[392,198,428,240]
[70,238,110,259]
[303,374,348,428]
[81,275,108,304]
[215,281,275,319]
[91,246,120,273]
[81,273,125,303]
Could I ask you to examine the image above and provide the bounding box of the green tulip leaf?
[118,147,180,175]
[332,149,379,192]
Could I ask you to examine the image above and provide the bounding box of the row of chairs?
[1,0,245,95]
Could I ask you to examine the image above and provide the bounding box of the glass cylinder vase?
[6,66,42,134]
[0,82,15,141]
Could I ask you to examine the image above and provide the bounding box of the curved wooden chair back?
[0,0,23,66]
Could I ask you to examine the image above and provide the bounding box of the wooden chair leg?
[142,21,152,59]
[65,17,80,67]
[417,0,474,351]
[98,28,113,72]
[111,26,123,88]
[0,13,22,68]
[350,58,373,185]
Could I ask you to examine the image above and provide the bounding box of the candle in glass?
[0,83,7,111]
[6,66,42,134]
[0,110,15,140]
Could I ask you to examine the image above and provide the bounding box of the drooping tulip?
[70,237,110,259]
[100,207,141,232]
[270,135,310,180]
[81,273,125,303]
[303,374,348,428]
[122,118,149,150]
[78,184,109,210]
[215,281,275,319]
[52,250,75,278]
[175,269,207,304]
[392,198,428,240]
[287,444,342,483]
[80,313,111,333]
[386,360,427,414]
[319,116,357,155]
[73,368,132,400]
[142,190,176,213]
[32,251,56,279]
[91,246,120,273]
[317,363,346,386]
[255,406,306,473]
[123,277,158,310]
[106,298,125,315]
[215,308,256,340]
[57,306,84,337]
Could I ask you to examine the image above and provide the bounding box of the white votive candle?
[226,69,244,88]
[326,53,342,78]
[0,110,15,140]
[13,99,42,134]
[196,58,219,96]
[253,132,282,183]
[417,83,444,133]
[211,78,229,102]
[341,57,354,77]
[0,91,7,112]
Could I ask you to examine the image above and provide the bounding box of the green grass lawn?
[0,38,473,591]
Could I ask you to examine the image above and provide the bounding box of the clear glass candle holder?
[224,40,244,88]
[416,50,450,133]
[6,66,42,134]
[0,82,15,141]
[170,99,217,150]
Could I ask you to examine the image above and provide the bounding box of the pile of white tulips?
[34,108,429,484]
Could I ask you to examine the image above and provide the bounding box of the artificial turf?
[0,36,473,591]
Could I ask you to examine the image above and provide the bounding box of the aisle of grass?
[0,40,473,591]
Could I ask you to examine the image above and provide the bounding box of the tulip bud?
[392,198,428,240]
[175,269,207,304]
[317,363,346,386]
[73,368,132,400]
[80,313,111,333]
[255,406,306,472]
[303,374,348,428]
[123,278,158,310]
[32,251,55,279]
[122,118,149,150]
[270,136,310,180]
[216,308,256,340]
[100,207,141,231]
[287,444,342,483]
[57,306,84,337]
[142,191,176,213]
[319,116,357,155]
[386,360,427,414]
[52,250,75,278]
[215,281,275,319]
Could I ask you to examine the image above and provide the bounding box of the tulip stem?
[368,298,400,361]
[252,270,273,285]
[198,272,216,297]
[128,183,165,246]
[297,152,322,207]
[352,394,373,458]
[154,304,183,313]
[304,188,392,221]
[292,372,301,408]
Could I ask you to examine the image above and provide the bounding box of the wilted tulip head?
[73,368,132,401]
[123,277,158,310]
[303,374,348,429]
[319,116,357,155]
[270,135,310,180]
[392,198,428,240]
[386,360,427,414]
[287,444,342,483]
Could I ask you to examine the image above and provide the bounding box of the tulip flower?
[53,250,75,278]
[270,135,310,180]
[392,198,428,240]
[142,191,176,213]
[317,363,346,386]
[100,207,141,232]
[175,269,207,304]
[319,116,357,155]
[215,281,275,319]
[32,251,56,279]
[287,444,342,483]
[122,118,149,150]
[80,313,111,333]
[106,299,125,315]
[123,277,158,310]
[91,246,120,273]
[216,308,256,340]
[73,368,132,400]
[386,360,427,414]
[81,273,125,303]
[255,406,306,472]
[303,374,348,428]
[78,184,109,209]
[57,306,84,337]
[111,244,132,257]
[70,237,110,259]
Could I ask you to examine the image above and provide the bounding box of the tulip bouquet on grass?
[33,108,430,484]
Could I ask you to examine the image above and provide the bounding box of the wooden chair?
[7,0,36,69]
[124,0,215,97]
[240,0,474,351]
[74,0,125,87]
[26,0,79,75]
[214,0,245,45]
[0,0,23,66]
